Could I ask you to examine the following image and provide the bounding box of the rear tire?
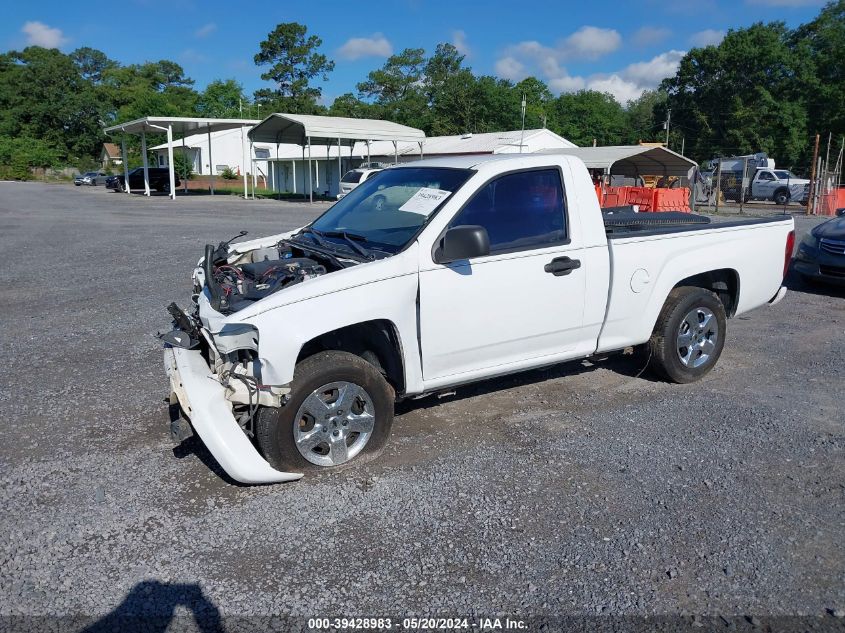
[255,351,394,472]
[647,287,727,383]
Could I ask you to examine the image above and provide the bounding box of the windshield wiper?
[316,230,375,260]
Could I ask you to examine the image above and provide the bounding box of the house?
[100,143,122,168]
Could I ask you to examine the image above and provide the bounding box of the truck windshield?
[309,167,474,254]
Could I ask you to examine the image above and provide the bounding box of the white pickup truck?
[748,168,809,205]
[163,154,795,484]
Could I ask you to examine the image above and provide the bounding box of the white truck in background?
[714,153,809,205]
[162,153,795,484]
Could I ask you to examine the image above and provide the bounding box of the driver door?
[418,168,588,382]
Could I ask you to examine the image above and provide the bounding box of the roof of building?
[248,113,426,145]
[356,128,574,158]
[534,145,697,177]
[103,116,259,136]
[101,142,120,158]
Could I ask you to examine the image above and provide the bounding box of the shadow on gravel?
[172,435,243,487]
[784,268,845,299]
[80,580,222,633]
[396,351,655,415]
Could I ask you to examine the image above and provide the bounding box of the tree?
[173,152,194,180]
[661,22,810,166]
[424,43,465,101]
[328,93,377,118]
[624,90,666,144]
[0,136,61,179]
[551,90,626,146]
[70,47,117,83]
[515,77,553,129]
[197,79,246,118]
[0,47,105,161]
[357,48,428,128]
[791,0,845,144]
[253,22,334,112]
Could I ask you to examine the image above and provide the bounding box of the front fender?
[237,248,424,394]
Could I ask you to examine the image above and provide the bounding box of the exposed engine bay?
[201,232,350,314]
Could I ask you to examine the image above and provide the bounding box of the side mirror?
[434,225,490,264]
[836,208,845,217]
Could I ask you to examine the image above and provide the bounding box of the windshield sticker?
[398,187,451,215]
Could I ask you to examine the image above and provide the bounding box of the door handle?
[544,256,581,276]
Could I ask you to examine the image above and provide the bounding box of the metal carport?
[103,117,259,200]
[248,113,425,203]
[535,145,697,178]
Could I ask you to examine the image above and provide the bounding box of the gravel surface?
[0,182,843,632]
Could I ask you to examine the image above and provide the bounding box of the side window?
[758,172,774,181]
[449,169,567,254]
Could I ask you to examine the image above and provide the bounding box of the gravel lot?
[0,182,843,632]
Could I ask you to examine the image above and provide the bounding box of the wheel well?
[773,187,789,198]
[296,320,405,394]
[673,269,739,317]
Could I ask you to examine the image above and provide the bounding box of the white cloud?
[585,75,645,104]
[338,34,393,61]
[496,25,622,88]
[622,50,685,84]
[548,75,586,93]
[689,29,725,47]
[21,21,67,48]
[632,26,671,47]
[452,29,471,57]
[524,49,686,105]
[496,25,681,104]
[495,56,526,81]
[194,23,217,38]
[562,26,622,59]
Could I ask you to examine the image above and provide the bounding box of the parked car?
[105,168,179,193]
[74,171,108,186]
[337,167,382,199]
[162,154,794,484]
[793,208,845,285]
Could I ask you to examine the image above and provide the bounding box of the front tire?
[647,287,727,383]
[255,351,394,472]
[774,189,790,206]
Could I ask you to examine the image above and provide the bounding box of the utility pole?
[807,133,820,215]
[664,108,671,147]
[714,159,722,215]
[519,93,526,154]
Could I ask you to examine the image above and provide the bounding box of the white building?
[150,125,264,177]
[152,126,576,198]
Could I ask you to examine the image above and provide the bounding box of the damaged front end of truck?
[159,229,362,484]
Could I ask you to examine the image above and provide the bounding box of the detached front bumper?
[164,346,303,484]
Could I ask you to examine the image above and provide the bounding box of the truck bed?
[603,210,787,238]
[596,214,793,353]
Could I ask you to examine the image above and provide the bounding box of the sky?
[2,0,828,106]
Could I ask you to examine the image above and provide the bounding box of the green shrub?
[173,153,194,180]
[220,166,238,180]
